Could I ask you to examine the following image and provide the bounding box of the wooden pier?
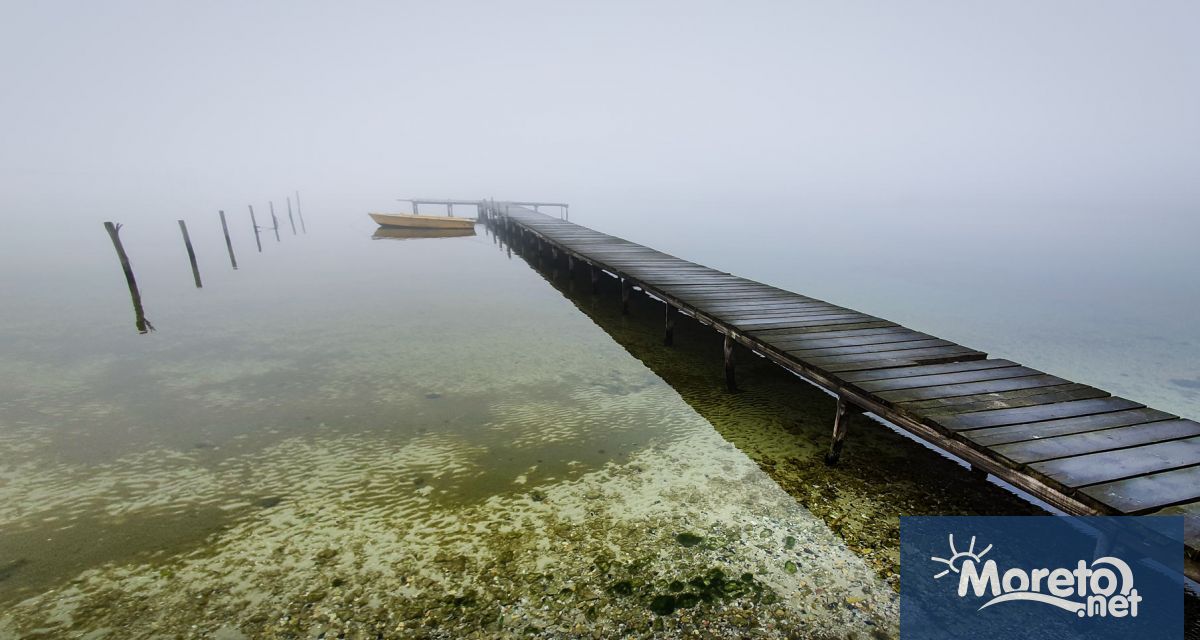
[491,204,1200,578]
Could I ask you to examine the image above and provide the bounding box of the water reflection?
[371,226,477,241]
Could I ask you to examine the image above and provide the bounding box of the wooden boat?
[369,212,476,230]
[372,226,476,240]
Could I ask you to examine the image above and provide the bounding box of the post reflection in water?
[102,221,154,334]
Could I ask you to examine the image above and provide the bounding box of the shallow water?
[0,207,1196,637]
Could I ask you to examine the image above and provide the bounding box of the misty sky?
[2,1,1198,218]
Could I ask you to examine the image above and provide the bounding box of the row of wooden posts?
[103,191,306,333]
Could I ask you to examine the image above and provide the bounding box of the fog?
[2,0,1197,226]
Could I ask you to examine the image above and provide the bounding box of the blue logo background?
[901,516,1182,640]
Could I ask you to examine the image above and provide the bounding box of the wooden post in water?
[590,264,600,293]
[664,303,676,346]
[620,278,631,315]
[286,198,296,235]
[218,210,238,269]
[824,396,863,465]
[295,191,307,233]
[103,222,153,333]
[178,220,202,288]
[723,333,737,392]
[249,205,263,252]
[269,201,280,242]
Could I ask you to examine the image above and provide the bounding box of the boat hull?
[369,212,476,230]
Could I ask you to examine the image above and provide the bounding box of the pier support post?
[969,465,988,481]
[621,278,631,314]
[825,395,864,465]
[590,265,600,293]
[567,255,574,275]
[664,303,676,346]
[286,198,296,235]
[723,333,737,391]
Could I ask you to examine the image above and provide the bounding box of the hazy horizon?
[2,1,1198,222]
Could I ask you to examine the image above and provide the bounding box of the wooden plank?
[787,339,953,359]
[732,313,871,327]
[754,326,912,343]
[734,315,883,331]
[769,330,933,351]
[804,345,982,367]
[745,320,899,335]
[995,419,1200,464]
[1032,436,1200,487]
[819,350,987,374]
[878,374,1068,403]
[936,397,1143,431]
[720,307,852,320]
[964,408,1179,447]
[917,385,1109,416]
[854,365,1041,393]
[838,359,1019,383]
[705,299,828,310]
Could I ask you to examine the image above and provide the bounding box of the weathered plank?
[936,397,1143,432]
[805,345,983,368]
[787,339,953,359]
[769,330,934,351]
[819,349,988,374]
[878,374,1068,403]
[1033,436,1200,487]
[855,365,1042,393]
[995,419,1200,464]
[964,408,1179,447]
[910,384,1109,415]
[838,359,1019,383]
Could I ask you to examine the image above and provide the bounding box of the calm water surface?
[0,202,1196,638]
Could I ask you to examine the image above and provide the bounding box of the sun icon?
[930,534,992,579]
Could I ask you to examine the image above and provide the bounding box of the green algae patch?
[675,532,704,547]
